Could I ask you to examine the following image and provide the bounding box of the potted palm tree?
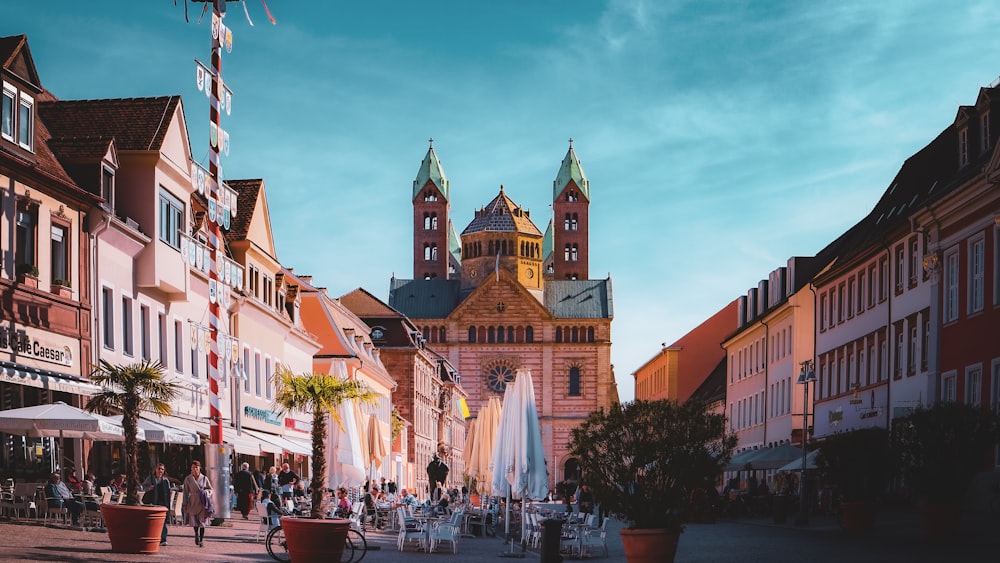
[891,403,1000,539]
[815,427,891,532]
[569,399,736,563]
[85,360,179,554]
[272,366,376,563]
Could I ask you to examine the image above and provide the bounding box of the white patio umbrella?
[108,415,199,445]
[0,401,142,441]
[328,398,367,489]
[469,395,502,496]
[490,369,548,545]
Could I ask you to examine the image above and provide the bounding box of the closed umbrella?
[469,395,501,495]
[328,398,366,489]
[490,369,548,545]
[366,414,388,473]
[462,418,478,496]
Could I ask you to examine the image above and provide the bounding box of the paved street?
[1,505,998,562]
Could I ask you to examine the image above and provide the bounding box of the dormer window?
[981,111,991,154]
[101,166,115,211]
[17,91,32,151]
[1,82,14,142]
[959,126,969,166]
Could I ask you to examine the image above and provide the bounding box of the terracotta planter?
[101,503,168,554]
[920,502,961,540]
[839,501,877,532]
[280,516,349,563]
[620,528,680,563]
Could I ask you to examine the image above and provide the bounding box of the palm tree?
[85,360,179,506]
[273,367,376,519]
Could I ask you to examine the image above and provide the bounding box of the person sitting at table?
[399,488,418,507]
[263,492,287,528]
[63,465,83,492]
[334,487,352,517]
[433,492,451,516]
[81,473,97,496]
[44,472,85,526]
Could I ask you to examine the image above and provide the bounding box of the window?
[265,358,273,400]
[102,288,115,350]
[970,237,984,313]
[857,271,865,313]
[158,188,184,249]
[424,243,437,261]
[525,326,534,343]
[243,348,251,393]
[101,167,115,211]
[894,330,903,377]
[867,263,877,308]
[879,256,889,301]
[17,91,32,151]
[122,297,134,356]
[255,352,262,397]
[909,237,919,287]
[959,126,969,166]
[468,326,477,342]
[1,82,14,141]
[140,305,151,360]
[944,249,959,323]
[50,224,68,285]
[966,366,982,407]
[909,325,917,375]
[894,245,905,292]
[174,320,184,373]
[15,208,36,271]
[424,213,438,230]
[922,320,930,370]
[982,111,992,154]
[847,278,856,318]
[158,313,167,364]
[819,294,827,330]
[941,372,956,402]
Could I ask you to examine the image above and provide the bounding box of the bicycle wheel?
[266,526,290,562]
[345,528,367,563]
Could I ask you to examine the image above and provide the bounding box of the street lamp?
[796,359,815,526]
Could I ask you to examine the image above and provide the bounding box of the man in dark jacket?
[141,463,173,545]
[233,462,259,519]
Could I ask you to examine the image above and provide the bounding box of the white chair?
[40,495,69,526]
[428,509,463,553]
[396,507,425,552]
[580,518,609,558]
[257,501,278,542]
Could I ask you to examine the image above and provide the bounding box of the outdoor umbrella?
[490,369,548,544]
[366,413,389,473]
[776,450,819,473]
[746,444,803,470]
[109,414,199,445]
[0,401,142,441]
[328,398,367,489]
[469,395,501,496]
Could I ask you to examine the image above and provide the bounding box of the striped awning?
[0,362,103,396]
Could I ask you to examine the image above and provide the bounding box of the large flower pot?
[620,528,680,563]
[280,516,349,563]
[920,502,961,540]
[101,503,168,554]
[839,501,877,532]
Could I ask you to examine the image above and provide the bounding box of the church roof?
[460,186,543,237]
[412,143,449,201]
[448,219,462,263]
[388,277,613,320]
[542,219,553,261]
[553,143,589,201]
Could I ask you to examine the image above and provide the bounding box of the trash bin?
[540,518,563,563]
[772,495,788,523]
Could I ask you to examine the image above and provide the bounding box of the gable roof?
[39,96,184,152]
[0,34,42,92]
[544,279,613,319]
[223,178,262,243]
[553,143,590,201]
[339,287,405,318]
[388,278,464,319]
[460,186,543,237]
[413,143,450,201]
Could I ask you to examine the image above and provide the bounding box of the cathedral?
[388,141,617,488]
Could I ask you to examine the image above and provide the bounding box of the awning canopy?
[243,428,311,456]
[725,444,804,471]
[0,362,103,396]
[113,415,200,445]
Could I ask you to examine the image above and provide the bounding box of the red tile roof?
[223,178,262,243]
[39,96,183,152]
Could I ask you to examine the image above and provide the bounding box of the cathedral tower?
[551,140,590,280]
[412,140,451,280]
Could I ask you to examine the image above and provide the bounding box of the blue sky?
[8,1,1000,403]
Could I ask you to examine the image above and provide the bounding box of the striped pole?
[207,0,224,446]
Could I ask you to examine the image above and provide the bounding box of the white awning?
[224,428,264,456]
[0,363,103,396]
[243,428,311,456]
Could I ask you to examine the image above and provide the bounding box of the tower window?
[569,367,581,396]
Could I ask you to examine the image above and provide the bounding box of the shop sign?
[0,324,73,367]
[244,405,282,425]
[285,418,312,433]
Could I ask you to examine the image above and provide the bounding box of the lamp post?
[796,359,815,526]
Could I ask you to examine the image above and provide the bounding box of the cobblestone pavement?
[1,505,998,562]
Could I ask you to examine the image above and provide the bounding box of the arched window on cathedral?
[564,244,571,261]
[507,326,515,342]
[525,326,534,343]
[501,240,508,255]
[488,240,494,255]
[439,327,446,343]
[564,213,572,231]
[566,190,577,202]
[422,326,430,341]
[587,326,595,342]
[572,326,579,343]
[571,244,579,261]
[496,326,505,343]
[569,367,581,396]
[468,326,477,342]
[515,326,524,343]
[555,327,563,343]
[424,243,438,261]
[478,326,486,342]
[488,326,496,343]
[571,213,578,230]
[424,190,437,202]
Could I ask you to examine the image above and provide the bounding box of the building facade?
[389,142,617,490]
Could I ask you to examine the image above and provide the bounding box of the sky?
[7,1,1000,403]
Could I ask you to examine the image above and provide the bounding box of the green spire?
[413,138,450,201]
[553,139,589,201]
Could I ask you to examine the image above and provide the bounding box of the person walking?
[182,460,213,547]
[142,463,173,545]
[233,462,258,520]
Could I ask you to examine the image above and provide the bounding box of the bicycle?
[266,524,367,563]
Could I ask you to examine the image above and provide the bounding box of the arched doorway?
[563,458,580,483]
